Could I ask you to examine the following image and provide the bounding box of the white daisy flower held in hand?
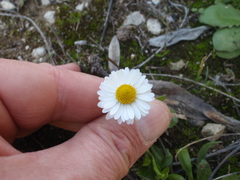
[97,67,155,125]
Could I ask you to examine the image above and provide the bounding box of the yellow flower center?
[116,84,137,104]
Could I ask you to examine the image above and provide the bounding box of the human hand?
[0,59,171,179]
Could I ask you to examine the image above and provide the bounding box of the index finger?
[0,59,103,141]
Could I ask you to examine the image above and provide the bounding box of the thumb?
[54,100,170,179]
[0,100,170,179]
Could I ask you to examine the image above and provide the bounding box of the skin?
[0,59,171,180]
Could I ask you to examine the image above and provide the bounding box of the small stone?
[0,1,16,10]
[41,0,50,6]
[25,45,30,50]
[74,40,87,46]
[44,11,56,24]
[166,15,174,23]
[201,123,226,141]
[123,11,145,26]
[32,47,46,58]
[130,54,136,59]
[17,56,23,61]
[152,0,160,5]
[147,18,161,35]
[75,2,88,11]
[169,59,186,71]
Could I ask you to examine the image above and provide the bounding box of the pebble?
[41,0,51,6]
[0,1,16,10]
[166,15,174,23]
[75,2,89,11]
[169,59,185,71]
[147,18,161,35]
[32,47,46,58]
[123,11,145,26]
[152,0,161,5]
[25,45,30,50]
[201,123,226,141]
[44,11,56,24]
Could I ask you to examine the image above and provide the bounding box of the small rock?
[130,54,136,59]
[17,56,23,61]
[32,47,46,58]
[74,40,87,46]
[0,1,16,10]
[25,45,30,50]
[44,11,56,24]
[169,59,186,71]
[152,0,161,5]
[41,0,50,6]
[166,15,174,23]
[123,11,145,26]
[201,123,226,141]
[147,18,161,35]
[75,2,88,11]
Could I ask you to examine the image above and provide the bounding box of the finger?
[0,100,171,179]
[46,100,171,179]
[0,136,21,156]
[0,59,102,141]
[56,63,81,72]
[50,121,86,132]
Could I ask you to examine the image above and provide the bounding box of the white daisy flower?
[97,67,155,125]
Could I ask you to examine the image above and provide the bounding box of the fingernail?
[136,100,171,142]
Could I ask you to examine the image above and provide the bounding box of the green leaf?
[213,27,240,52]
[168,109,179,128]
[141,151,152,166]
[157,95,166,101]
[199,3,240,28]
[155,50,170,58]
[177,148,194,180]
[168,174,186,180]
[150,146,163,173]
[216,49,240,59]
[138,147,172,180]
[197,141,221,164]
[138,161,158,180]
[159,167,170,180]
[168,116,178,128]
[150,145,173,169]
[197,159,212,180]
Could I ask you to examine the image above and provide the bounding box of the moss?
[216,156,240,177]
[54,1,107,62]
[189,0,215,9]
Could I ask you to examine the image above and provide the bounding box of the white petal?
[110,102,120,116]
[117,118,123,124]
[121,105,129,121]
[135,99,150,111]
[104,99,118,109]
[114,104,123,120]
[126,104,134,120]
[137,84,152,93]
[106,112,113,120]
[137,93,155,102]
[133,75,146,87]
[131,103,141,120]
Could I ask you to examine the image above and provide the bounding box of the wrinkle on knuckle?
[47,67,69,121]
[88,121,143,170]
[86,122,131,176]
